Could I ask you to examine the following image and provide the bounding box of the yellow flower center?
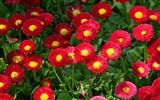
[118,38,123,43]
[122,87,130,93]
[152,62,159,68]
[56,55,62,62]
[93,61,101,69]
[60,28,68,36]
[15,20,22,26]
[157,45,160,51]
[0,24,6,30]
[31,12,39,16]
[13,56,22,64]
[81,18,88,24]
[134,11,143,19]
[83,30,90,37]
[29,25,37,32]
[141,31,147,36]
[149,15,157,21]
[29,61,38,68]
[72,10,81,17]
[68,53,74,60]
[11,71,18,79]
[0,82,4,88]
[99,8,106,15]
[106,48,115,56]
[81,49,89,56]
[40,93,49,100]
[51,41,59,47]
[137,67,145,73]
[41,22,44,26]
[82,0,87,2]
[24,45,31,51]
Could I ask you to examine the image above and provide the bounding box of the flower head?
[44,34,64,50]
[137,86,153,100]
[74,43,95,63]
[24,55,42,71]
[132,62,150,78]
[151,78,160,97]
[72,12,94,29]
[0,74,11,93]
[0,93,14,100]
[65,47,77,65]
[100,41,121,60]
[132,24,154,42]
[19,40,35,54]
[7,50,25,65]
[26,7,43,18]
[35,16,49,28]
[0,18,10,35]
[87,55,108,74]
[66,4,82,20]
[147,57,160,71]
[115,81,137,99]
[4,64,24,83]
[42,78,51,87]
[92,2,112,19]
[148,10,160,22]
[20,0,40,6]
[109,30,131,49]
[5,0,19,5]
[22,19,43,37]
[129,6,149,22]
[90,96,107,100]
[78,0,89,4]
[33,87,54,100]
[39,13,54,25]
[48,48,68,68]
[54,23,73,40]
[9,14,26,30]
[116,0,129,3]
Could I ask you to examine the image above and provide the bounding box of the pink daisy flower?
[90,96,107,100]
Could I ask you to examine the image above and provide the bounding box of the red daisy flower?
[39,13,54,25]
[147,38,160,58]
[100,41,121,60]
[20,0,40,6]
[65,47,77,65]
[33,87,54,100]
[148,10,160,22]
[0,93,14,100]
[137,86,153,100]
[42,78,51,87]
[72,12,94,29]
[22,18,43,37]
[78,0,89,4]
[151,78,160,97]
[4,64,24,83]
[115,81,137,99]
[129,6,149,22]
[0,74,11,93]
[7,50,25,65]
[66,4,82,20]
[132,24,154,42]
[48,48,68,68]
[44,34,64,50]
[5,0,19,5]
[54,23,73,40]
[74,43,95,63]
[24,55,42,71]
[62,40,71,48]
[147,58,160,71]
[109,30,131,49]
[90,96,107,100]
[75,24,98,43]
[87,55,108,74]
[132,62,150,78]
[26,7,43,18]
[35,16,49,28]
[19,40,35,54]
[151,96,160,100]
[9,14,26,31]
[81,19,101,31]
[116,0,129,3]
[92,2,112,19]
[0,18,10,35]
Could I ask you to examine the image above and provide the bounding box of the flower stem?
[18,30,22,42]
[144,42,148,62]
[72,65,75,89]
[33,71,40,82]
[120,56,127,72]
[2,35,8,59]
[53,68,68,93]
[88,75,96,97]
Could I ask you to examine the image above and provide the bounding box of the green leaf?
[57,93,72,100]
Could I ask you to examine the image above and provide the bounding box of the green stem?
[120,56,127,72]
[98,19,104,38]
[88,75,96,97]
[72,65,75,89]
[2,35,8,59]
[18,30,22,42]
[33,71,40,82]
[60,69,74,97]
[53,68,68,93]
[144,42,148,62]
